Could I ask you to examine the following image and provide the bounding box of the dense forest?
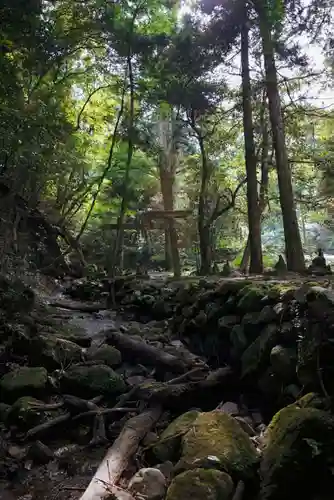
[1,1,334,500]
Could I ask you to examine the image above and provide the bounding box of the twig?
[166,366,208,385]
[72,407,137,421]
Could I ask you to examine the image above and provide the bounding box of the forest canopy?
[0,0,333,276]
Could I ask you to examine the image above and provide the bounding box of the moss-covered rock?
[237,285,268,313]
[61,364,126,397]
[260,405,334,500]
[0,366,48,402]
[241,324,278,377]
[166,468,233,500]
[86,344,122,367]
[152,410,200,462]
[35,335,83,369]
[9,396,45,429]
[176,411,258,480]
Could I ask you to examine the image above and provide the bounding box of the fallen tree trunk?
[79,406,162,500]
[49,300,107,312]
[105,330,190,374]
[135,366,234,410]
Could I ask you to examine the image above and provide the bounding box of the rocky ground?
[1,273,334,500]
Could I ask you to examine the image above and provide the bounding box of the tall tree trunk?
[241,8,263,274]
[256,0,305,272]
[198,135,212,275]
[157,108,181,278]
[159,167,181,277]
[110,53,135,276]
[240,98,269,273]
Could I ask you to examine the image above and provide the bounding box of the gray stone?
[61,364,127,397]
[128,468,167,500]
[230,325,247,356]
[258,305,277,323]
[86,344,122,367]
[218,316,239,331]
[270,344,297,380]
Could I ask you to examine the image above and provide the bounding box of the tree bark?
[240,101,269,273]
[105,330,191,373]
[241,10,263,274]
[256,0,305,272]
[159,167,181,277]
[198,135,212,275]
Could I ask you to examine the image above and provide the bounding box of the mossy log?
[105,330,191,374]
[134,366,234,410]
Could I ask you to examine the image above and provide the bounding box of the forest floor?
[1,273,334,500]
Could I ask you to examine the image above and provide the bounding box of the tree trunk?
[159,168,181,277]
[241,10,263,274]
[198,136,212,275]
[110,54,135,277]
[256,0,305,272]
[240,102,269,273]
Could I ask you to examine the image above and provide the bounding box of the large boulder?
[241,324,279,377]
[0,366,48,402]
[152,410,201,462]
[166,468,233,500]
[176,411,258,480]
[260,403,334,500]
[86,344,122,367]
[33,335,83,369]
[61,364,127,397]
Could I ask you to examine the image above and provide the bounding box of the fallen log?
[79,406,162,500]
[49,300,107,312]
[105,330,190,374]
[134,366,234,410]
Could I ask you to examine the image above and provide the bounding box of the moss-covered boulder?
[34,335,83,369]
[9,396,45,429]
[260,405,334,500]
[152,410,200,462]
[166,468,233,500]
[176,411,258,480]
[241,324,278,377]
[0,366,48,402]
[86,344,122,367]
[61,364,126,397]
[237,285,268,313]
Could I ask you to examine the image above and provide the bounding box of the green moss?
[152,410,200,462]
[37,335,83,369]
[237,285,268,313]
[87,344,122,367]
[294,392,330,410]
[241,324,278,377]
[61,364,126,397]
[176,411,258,480]
[0,366,48,402]
[9,396,45,429]
[261,405,334,500]
[166,468,233,500]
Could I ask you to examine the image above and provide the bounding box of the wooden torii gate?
[106,209,192,273]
